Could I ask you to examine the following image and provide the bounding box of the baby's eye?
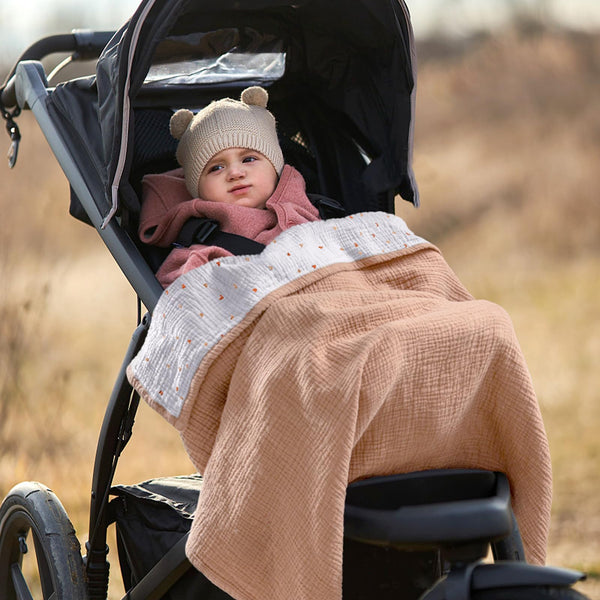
[207,164,224,173]
[242,155,258,163]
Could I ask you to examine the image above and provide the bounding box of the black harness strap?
[175,218,219,247]
[174,217,266,255]
[307,193,346,219]
[173,195,345,257]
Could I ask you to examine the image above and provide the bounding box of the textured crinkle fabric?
[127,212,552,600]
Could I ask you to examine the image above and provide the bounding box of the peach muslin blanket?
[127,212,552,600]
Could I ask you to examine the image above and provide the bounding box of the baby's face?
[197,147,278,209]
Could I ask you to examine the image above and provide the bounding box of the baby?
[139,86,321,287]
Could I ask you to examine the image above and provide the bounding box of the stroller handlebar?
[1,30,115,109]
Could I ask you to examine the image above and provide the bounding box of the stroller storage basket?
[109,474,449,600]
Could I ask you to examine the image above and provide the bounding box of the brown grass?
[1,26,599,598]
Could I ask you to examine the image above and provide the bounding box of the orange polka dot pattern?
[127,212,426,423]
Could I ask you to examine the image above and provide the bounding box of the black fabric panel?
[45,76,105,226]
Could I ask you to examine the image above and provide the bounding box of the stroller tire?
[472,585,590,599]
[0,481,88,600]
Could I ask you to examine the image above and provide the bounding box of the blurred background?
[1,1,598,598]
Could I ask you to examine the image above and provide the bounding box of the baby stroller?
[0,1,590,599]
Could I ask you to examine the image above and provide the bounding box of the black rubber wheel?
[0,481,88,600]
[472,585,590,599]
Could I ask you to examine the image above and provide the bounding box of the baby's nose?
[227,163,246,179]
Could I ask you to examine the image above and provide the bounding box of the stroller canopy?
[53,0,419,227]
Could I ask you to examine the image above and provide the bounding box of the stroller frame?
[0,3,589,599]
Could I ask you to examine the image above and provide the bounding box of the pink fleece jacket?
[139,165,321,288]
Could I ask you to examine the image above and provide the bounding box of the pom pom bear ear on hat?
[240,86,269,108]
[170,109,194,140]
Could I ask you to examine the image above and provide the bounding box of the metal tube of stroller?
[11,60,164,309]
[122,535,192,600]
[85,316,150,600]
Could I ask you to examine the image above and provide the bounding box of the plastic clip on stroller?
[3,111,20,169]
[0,90,21,168]
[0,1,592,599]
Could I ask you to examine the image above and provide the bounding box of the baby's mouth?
[230,184,251,194]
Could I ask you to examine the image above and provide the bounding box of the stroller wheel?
[0,482,88,600]
[472,585,590,599]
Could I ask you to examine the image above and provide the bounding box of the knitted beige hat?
[170,86,285,198]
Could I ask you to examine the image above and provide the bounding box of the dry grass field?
[1,26,598,598]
